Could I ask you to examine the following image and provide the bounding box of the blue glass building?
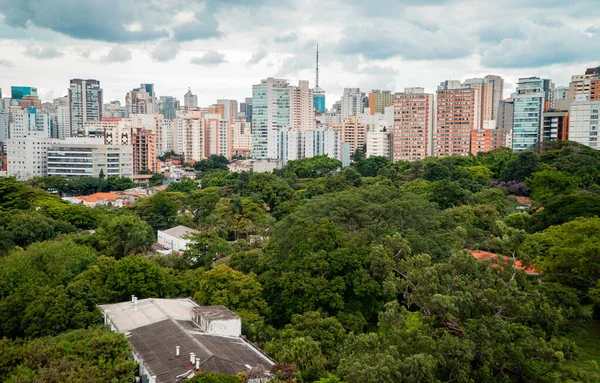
[11,86,38,100]
[314,92,326,113]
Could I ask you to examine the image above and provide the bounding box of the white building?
[341,88,363,120]
[569,95,600,149]
[172,116,204,161]
[304,129,342,160]
[47,138,133,178]
[0,111,8,143]
[184,88,198,108]
[252,78,290,160]
[9,108,51,138]
[289,80,315,131]
[156,117,173,156]
[69,79,103,134]
[7,136,58,180]
[98,299,274,383]
[204,114,231,158]
[366,131,391,158]
[232,118,252,156]
[157,225,199,253]
[358,105,394,133]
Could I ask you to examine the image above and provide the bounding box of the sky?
[0,0,599,108]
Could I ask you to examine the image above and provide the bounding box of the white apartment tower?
[289,80,315,130]
[251,78,290,160]
[341,88,363,120]
[68,79,103,136]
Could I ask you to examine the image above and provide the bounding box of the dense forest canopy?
[1,142,600,382]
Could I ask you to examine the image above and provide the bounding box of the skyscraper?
[568,95,600,149]
[184,88,198,108]
[251,78,290,159]
[392,88,434,161]
[68,79,102,137]
[341,88,362,120]
[313,44,326,114]
[568,66,600,102]
[435,80,480,157]
[217,99,239,121]
[159,96,179,119]
[11,86,38,101]
[126,84,157,116]
[368,90,394,115]
[511,77,551,152]
[239,97,253,122]
[289,80,315,130]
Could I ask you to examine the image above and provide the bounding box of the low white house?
[157,225,198,253]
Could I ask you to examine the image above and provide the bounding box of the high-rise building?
[11,86,38,101]
[313,44,326,114]
[289,80,315,130]
[304,129,341,160]
[239,98,253,122]
[0,111,9,143]
[7,136,56,180]
[568,66,600,102]
[55,96,71,139]
[132,129,158,174]
[368,90,394,115]
[159,96,179,119]
[511,77,551,152]
[498,99,514,132]
[341,88,362,120]
[332,116,367,154]
[9,108,51,139]
[551,86,570,111]
[232,118,252,157]
[366,131,391,158]
[217,99,239,121]
[435,80,480,157]
[103,101,128,118]
[184,88,198,108]
[569,95,600,149]
[483,75,504,121]
[69,79,103,136]
[204,114,232,158]
[19,95,42,110]
[47,139,133,178]
[542,111,569,142]
[470,121,507,155]
[126,84,157,116]
[173,115,204,161]
[392,88,434,161]
[251,78,290,159]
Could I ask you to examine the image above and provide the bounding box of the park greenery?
[1,142,600,381]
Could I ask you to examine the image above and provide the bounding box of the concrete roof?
[159,225,199,240]
[194,306,240,322]
[98,299,274,382]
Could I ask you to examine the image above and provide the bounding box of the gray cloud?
[247,48,268,65]
[337,24,472,61]
[24,45,64,59]
[478,24,526,43]
[0,0,168,42]
[77,48,91,58]
[190,51,227,66]
[480,23,600,68]
[172,11,221,42]
[274,33,298,43]
[0,59,13,67]
[152,40,180,62]
[101,46,132,63]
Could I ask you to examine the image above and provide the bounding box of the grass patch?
[564,320,600,380]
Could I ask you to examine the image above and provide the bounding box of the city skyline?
[1,1,599,106]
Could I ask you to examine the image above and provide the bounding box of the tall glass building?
[251,78,290,159]
[314,91,326,113]
[11,86,38,100]
[512,77,551,152]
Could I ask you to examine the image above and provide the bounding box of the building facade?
[289,80,315,131]
[368,90,394,115]
[184,88,198,108]
[569,96,600,149]
[341,88,363,120]
[251,78,290,160]
[511,77,551,152]
[132,129,157,174]
[69,79,103,136]
[392,88,434,161]
[6,136,57,180]
[47,140,133,178]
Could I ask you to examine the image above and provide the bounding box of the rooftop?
[99,298,274,383]
[74,192,124,203]
[160,225,199,239]
[194,306,240,321]
[469,250,539,275]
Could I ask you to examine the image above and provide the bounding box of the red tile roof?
[515,196,532,205]
[75,192,124,203]
[469,249,539,275]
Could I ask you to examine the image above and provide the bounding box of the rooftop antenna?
[314,44,325,94]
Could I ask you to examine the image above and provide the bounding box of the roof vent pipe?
[195,358,200,370]
[176,346,180,357]
[190,353,195,364]
[131,295,135,302]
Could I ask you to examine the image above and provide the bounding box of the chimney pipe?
[190,353,195,364]
[195,358,200,370]
[131,295,135,302]
[176,346,180,357]
[134,296,138,306]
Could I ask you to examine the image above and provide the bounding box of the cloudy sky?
[0,0,599,108]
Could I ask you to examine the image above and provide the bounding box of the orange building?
[132,129,157,174]
[470,123,507,155]
[392,89,434,161]
[331,116,367,154]
[368,90,394,115]
[436,82,478,157]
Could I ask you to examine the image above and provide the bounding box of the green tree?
[527,169,578,204]
[104,255,167,302]
[0,327,136,382]
[354,156,391,177]
[149,172,167,187]
[135,191,180,231]
[67,176,100,195]
[166,178,199,193]
[276,155,342,179]
[1,211,76,248]
[187,372,238,383]
[501,151,540,182]
[193,155,229,173]
[200,169,239,188]
[106,175,136,191]
[184,233,232,268]
[216,197,269,239]
[193,265,268,316]
[0,177,32,210]
[95,215,155,258]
